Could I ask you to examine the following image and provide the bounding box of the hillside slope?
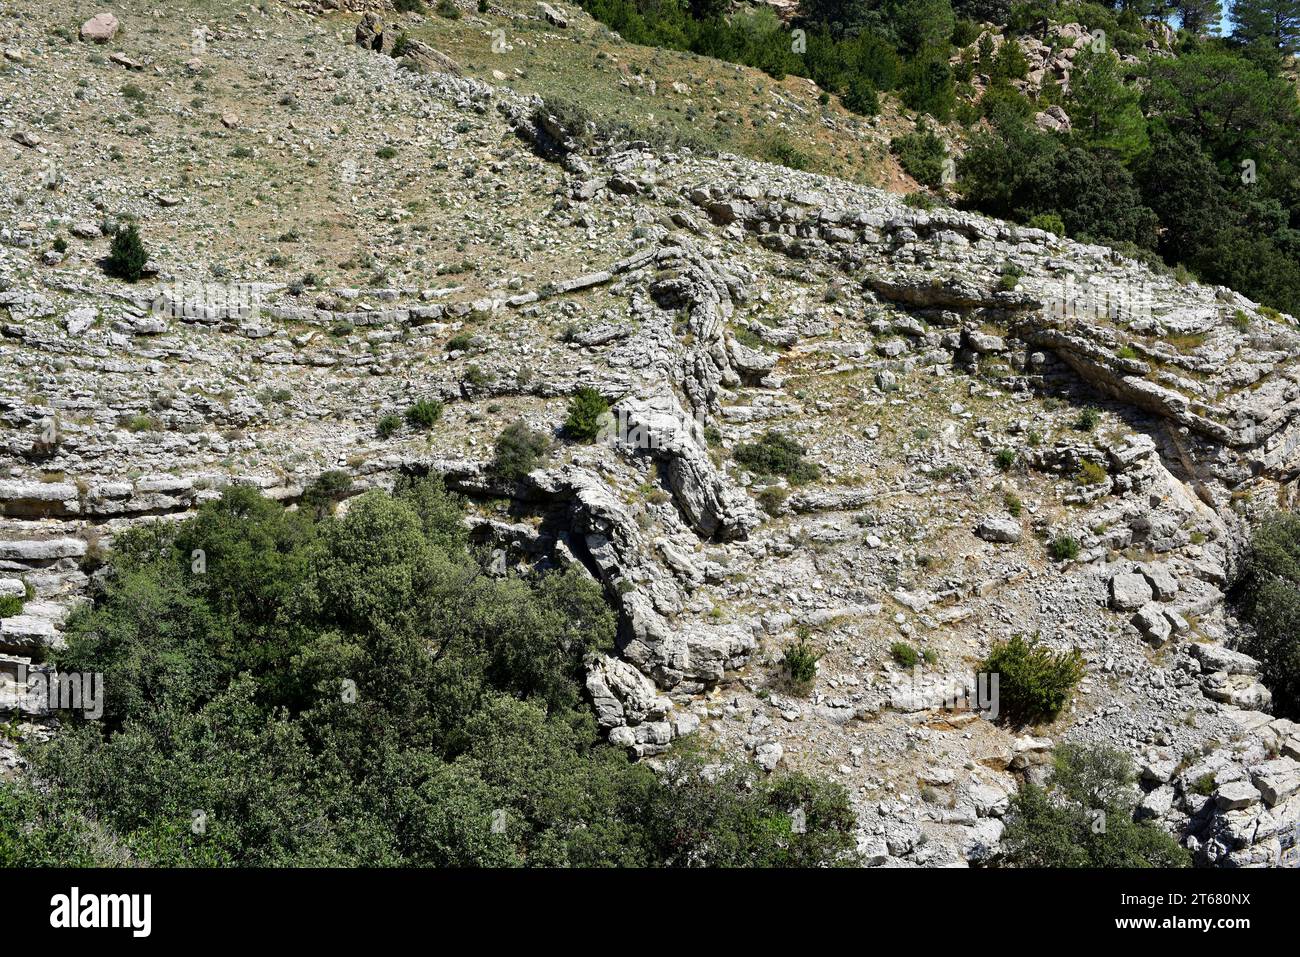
[2,0,1300,866]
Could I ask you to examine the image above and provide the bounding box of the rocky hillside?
[2,0,1300,867]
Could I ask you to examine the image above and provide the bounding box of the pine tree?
[1231,0,1300,58]
[1175,0,1223,34]
[104,223,148,282]
[1065,46,1149,163]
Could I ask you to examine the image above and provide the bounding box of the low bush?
[733,431,820,485]
[980,634,1084,725]
[564,387,609,442]
[783,629,821,691]
[405,399,443,430]
[1049,534,1080,561]
[891,121,947,188]
[493,420,550,481]
[890,641,919,667]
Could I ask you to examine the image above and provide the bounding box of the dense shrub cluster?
[0,480,858,866]
[1000,743,1191,867]
[1236,513,1300,719]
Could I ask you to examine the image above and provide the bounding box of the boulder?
[754,740,784,772]
[80,13,120,43]
[1109,572,1153,611]
[1215,780,1261,811]
[1250,758,1300,808]
[1132,603,1172,646]
[354,13,392,54]
[974,516,1021,544]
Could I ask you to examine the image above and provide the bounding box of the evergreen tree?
[104,223,148,282]
[1231,0,1300,59]
[1065,45,1149,162]
[1175,0,1223,33]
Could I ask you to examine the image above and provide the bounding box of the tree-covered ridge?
[0,480,857,867]
[577,0,1300,314]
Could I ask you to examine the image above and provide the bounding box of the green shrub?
[890,641,919,667]
[394,0,427,11]
[1236,513,1300,719]
[980,634,1084,725]
[1076,406,1101,431]
[842,75,879,116]
[1003,490,1023,516]
[405,398,443,430]
[1,478,861,867]
[1049,534,1080,561]
[1001,744,1191,868]
[1076,460,1108,486]
[994,447,1017,472]
[564,387,609,442]
[118,413,162,433]
[997,261,1024,292]
[891,121,948,188]
[376,413,402,439]
[104,223,147,282]
[493,420,550,481]
[446,332,474,352]
[757,485,788,517]
[760,135,810,171]
[436,0,460,18]
[0,594,24,618]
[1027,212,1065,236]
[783,629,821,690]
[300,470,352,519]
[733,431,820,485]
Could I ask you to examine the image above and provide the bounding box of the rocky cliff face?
[2,0,1299,866]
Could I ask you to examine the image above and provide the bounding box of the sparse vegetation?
[783,627,821,691]
[733,431,820,485]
